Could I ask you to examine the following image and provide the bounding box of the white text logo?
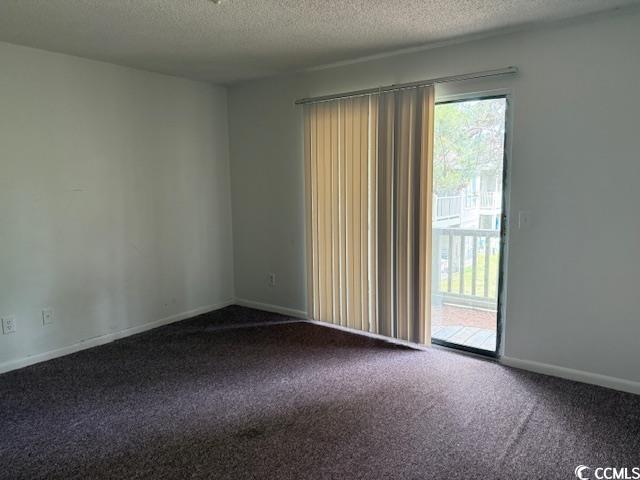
[575,466,640,480]
[576,466,591,479]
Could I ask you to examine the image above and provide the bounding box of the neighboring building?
[433,172,502,230]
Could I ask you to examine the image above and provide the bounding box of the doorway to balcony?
[430,94,509,356]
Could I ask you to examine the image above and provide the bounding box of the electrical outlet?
[42,308,53,326]
[268,272,276,287]
[2,316,16,334]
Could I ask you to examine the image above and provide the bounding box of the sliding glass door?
[430,95,508,355]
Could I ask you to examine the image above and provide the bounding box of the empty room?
[1,1,640,479]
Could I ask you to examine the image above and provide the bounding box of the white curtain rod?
[294,66,518,105]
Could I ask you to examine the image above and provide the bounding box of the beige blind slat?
[311,106,320,319]
[360,98,369,333]
[368,96,379,334]
[418,87,435,344]
[304,105,314,318]
[374,93,392,338]
[322,102,333,323]
[344,99,354,327]
[338,102,348,326]
[316,104,325,321]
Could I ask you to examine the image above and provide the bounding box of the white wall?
[228,9,640,386]
[0,42,234,369]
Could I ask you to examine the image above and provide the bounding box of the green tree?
[433,99,506,196]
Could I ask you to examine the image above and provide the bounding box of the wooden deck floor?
[431,325,496,351]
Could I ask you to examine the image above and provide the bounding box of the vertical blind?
[304,85,434,344]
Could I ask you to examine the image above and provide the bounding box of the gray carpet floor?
[1,305,639,479]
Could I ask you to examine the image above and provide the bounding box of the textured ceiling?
[0,0,638,84]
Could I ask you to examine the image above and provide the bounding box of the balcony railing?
[432,227,501,310]
[434,195,462,220]
[478,192,500,209]
[434,192,501,222]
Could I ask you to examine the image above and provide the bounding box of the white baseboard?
[501,356,640,396]
[0,299,235,375]
[234,298,307,319]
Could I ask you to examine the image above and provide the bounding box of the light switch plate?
[42,308,53,326]
[518,211,531,229]
[2,316,17,334]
